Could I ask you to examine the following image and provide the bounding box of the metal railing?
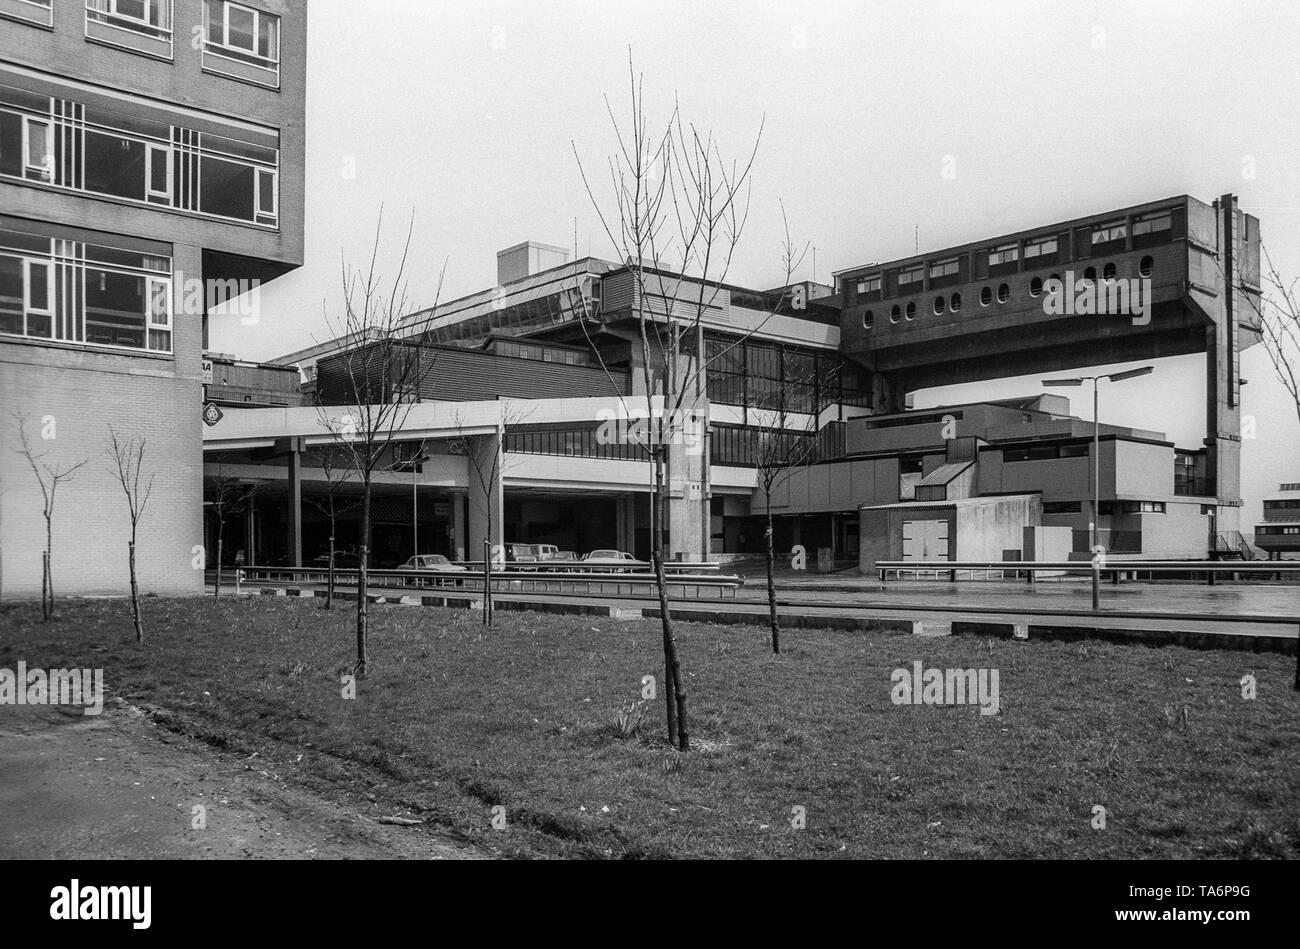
[234,564,743,600]
[877,559,1300,584]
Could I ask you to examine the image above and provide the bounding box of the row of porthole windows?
[863,256,1155,328]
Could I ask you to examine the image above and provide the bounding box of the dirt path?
[0,701,482,860]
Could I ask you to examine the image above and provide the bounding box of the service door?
[902,519,949,561]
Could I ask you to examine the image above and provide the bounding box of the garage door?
[902,519,949,561]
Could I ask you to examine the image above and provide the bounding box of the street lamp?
[1044,366,1154,608]
[1043,366,1154,549]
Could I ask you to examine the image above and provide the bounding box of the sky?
[209,0,1300,526]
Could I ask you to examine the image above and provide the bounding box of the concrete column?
[450,490,467,561]
[286,440,302,566]
[467,432,504,561]
[244,493,256,567]
[1205,194,1249,541]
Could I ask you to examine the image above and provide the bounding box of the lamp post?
[1043,366,1154,609]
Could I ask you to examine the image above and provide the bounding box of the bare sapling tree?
[751,355,835,655]
[318,209,446,677]
[449,403,532,627]
[107,427,155,643]
[12,415,87,621]
[573,57,808,750]
[1250,246,1300,426]
[208,459,258,599]
[1236,245,1300,690]
[303,443,359,611]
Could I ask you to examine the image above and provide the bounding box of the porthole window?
[980,286,992,307]
[863,310,874,329]
[1030,277,1043,297]
[1083,266,1097,283]
[890,305,901,324]
[950,293,961,313]
[1103,262,1117,280]
[997,283,1010,303]
[905,301,916,320]
[1139,255,1154,277]
[933,296,946,315]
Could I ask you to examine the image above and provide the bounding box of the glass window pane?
[116,0,147,21]
[84,130,148,200]
[26,120,49,174]
[0,111,21,177]
[258,15,278,59]
[227,5,256,51]
[0,255,22,335]
[85,268,147,349]
[28,261,49,311]
[257,169,275,213]
[200,155,255,220]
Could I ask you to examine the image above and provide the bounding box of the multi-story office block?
[0,0,306,597]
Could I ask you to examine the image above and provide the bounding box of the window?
[24,259,53,338]
[256,166,277,221]
[897,266,924,288]
[86,0,173,37]
[147,143,171,202]
[84,129,149,200]
[905,301,916,321]
[950,293,961,313]
[988,243,1019,266]
[0,227,172,353]
[1102,262,1117,281]
[1100,500,1166,515]
[855,275,880,296]
[997,283,1010,303]
[1092,221,1127,246]
[929,258,959,279]
[862,310,874,330]
[204,1,280,69]
[979,286,992,307]
[1139,255,1154,277]
[1029,276,1043,297]
[1024,236,1058,259]
[23,116,51,181]
[1133,211,1171,237]
[933,296,946,315]
[0,80,280,228]
[890,305,901,324]
[1043,501,1082,515]
[1083,266,1097,283]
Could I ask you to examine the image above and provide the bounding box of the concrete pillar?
[1205,194,1251,542]
[244,493,256,567]
[286,440,302,566]
[450,490,467,561]
[467,432,504,561]
[666,427,706,561]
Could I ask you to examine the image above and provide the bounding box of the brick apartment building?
[0,0,305,597]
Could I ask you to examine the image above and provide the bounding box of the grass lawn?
[1,596,1297,859]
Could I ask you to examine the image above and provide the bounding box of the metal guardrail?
[877,560,1300,584]
[234,565,743,600]
[458,560,721,574]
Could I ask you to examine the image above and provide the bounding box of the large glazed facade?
[0,0,306,597]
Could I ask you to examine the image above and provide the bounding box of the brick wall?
[1,350,205,598]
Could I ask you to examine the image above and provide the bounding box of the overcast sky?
[209,0,1300,525]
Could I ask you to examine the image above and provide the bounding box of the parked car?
[399,554,467,573]
[580,550,645,572]
[311,551,362,569]
[507,543,559,567]
[548,550,579,571]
